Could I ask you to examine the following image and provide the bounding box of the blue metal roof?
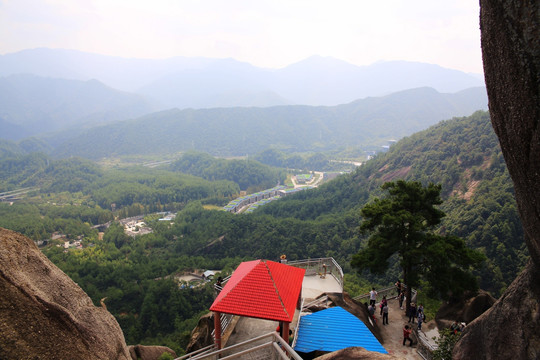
[294,306,387,354]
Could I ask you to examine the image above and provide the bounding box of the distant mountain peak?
[284,55,359,70]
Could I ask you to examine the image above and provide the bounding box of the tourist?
[380,295,387,316]
[450,321,460,334]
[398,291,405,309]
[382,303,389,325]
[417,308,423,330]
[215,276,223,294]
[408,302,417,323]
[403,325,413,346]
[368,304,375,317]
[395,280,402,297]
[369,287,377,306]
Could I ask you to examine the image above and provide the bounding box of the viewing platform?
[222,258,343,350]
[178,258,433,360]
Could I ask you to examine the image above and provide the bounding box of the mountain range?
[0,74,158,140]
[0,48,488,156]
[49,86,487,160]
[0,48,485,109]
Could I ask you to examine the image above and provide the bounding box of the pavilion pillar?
[282,321,290,344]
[214,311,222,349]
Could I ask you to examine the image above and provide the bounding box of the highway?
[0,187,40,201]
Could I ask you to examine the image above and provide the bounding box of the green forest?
[169,151,287,191]
[0,110,528,355]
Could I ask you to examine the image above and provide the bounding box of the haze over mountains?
[0,48,487,156]
[0,48,484,108]
[0,74,158,140]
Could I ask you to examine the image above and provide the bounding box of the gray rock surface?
[313,346,399,359]
[0,227,131,360]
[436,290,496,327]
[128,345,176,360]
[185,312,214,353]
[455,1,540,357]
[453,261,540,359]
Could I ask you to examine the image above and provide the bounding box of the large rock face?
[0,227,131,360]
[436,290,496,327]
[186,312,215,353]
[128,345,176,360]
[453,261,540,359]
[480,0,540,266]
[454,1,540,359]
[313,347,397,360]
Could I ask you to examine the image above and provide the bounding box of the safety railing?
[211,275,233,341]
[290,297,304,349]
[287,257,344,291]
[353,285,399,303]
[176,344,217,359]
[301,294,330,311]
[416,329,437,360]
[176,332,303,360]
[353,284,418,304]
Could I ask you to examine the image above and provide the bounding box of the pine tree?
[352,180,485,312]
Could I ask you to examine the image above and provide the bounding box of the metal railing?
[211,275,234,341]
[290,297,304,349]
[287,257,344,291]
[176,332,303,360]
[416,330,437,360]
[353,285,399,303]
[353,284,418,306]
[177,344,217,359]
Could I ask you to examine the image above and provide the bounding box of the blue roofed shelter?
[294,306,388,354]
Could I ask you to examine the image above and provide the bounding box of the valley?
[0,109,527,356]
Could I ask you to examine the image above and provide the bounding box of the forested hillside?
[50,87,487,159]
[255,111,526,293]
[169,151,286,191]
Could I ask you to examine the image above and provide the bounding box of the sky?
[0,0,483,73]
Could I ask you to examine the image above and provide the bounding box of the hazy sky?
[0,0,483,73]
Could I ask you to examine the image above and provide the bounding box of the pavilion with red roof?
[210,259,306,348]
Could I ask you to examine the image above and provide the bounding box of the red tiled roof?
[210,259,305,322]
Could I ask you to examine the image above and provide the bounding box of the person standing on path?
[408,302,417,323]
[380,295,387,316]
[398,291,405,309]
[403,325,413,346]
[382,303,389,325]
[369,287,377,306]
[417,308,423,331]
[367,303,376,323]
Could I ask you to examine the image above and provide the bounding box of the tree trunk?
[404,266,412,316]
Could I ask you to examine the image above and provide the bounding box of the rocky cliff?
[454,1,540,359]
[0,227,131,360]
